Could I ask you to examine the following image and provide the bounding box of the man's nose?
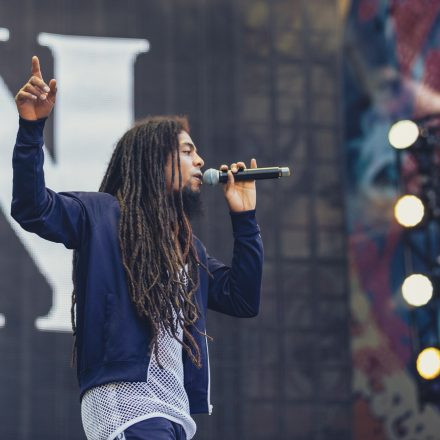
[194,153,204,168]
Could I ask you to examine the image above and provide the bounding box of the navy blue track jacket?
[11,117,264,414]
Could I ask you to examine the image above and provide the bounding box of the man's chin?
[190,182,203,193]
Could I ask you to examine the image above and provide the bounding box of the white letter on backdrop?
[0,32,149,332]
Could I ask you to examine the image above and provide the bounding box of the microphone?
[203,166,291,186]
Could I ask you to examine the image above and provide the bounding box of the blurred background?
[0,0,440,438]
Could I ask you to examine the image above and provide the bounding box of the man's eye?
[183,150,191,155]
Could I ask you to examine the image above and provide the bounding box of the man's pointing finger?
[31,56,43,79]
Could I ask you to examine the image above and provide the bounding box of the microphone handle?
[218,167,283,183]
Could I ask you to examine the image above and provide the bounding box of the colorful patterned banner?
[344,0,440,438]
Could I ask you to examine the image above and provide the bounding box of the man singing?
[11,56,263,440]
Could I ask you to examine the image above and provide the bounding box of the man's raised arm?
[207,159,264,317]
[11,56,86,249]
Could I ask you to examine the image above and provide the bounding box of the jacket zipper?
[205,333,213,414]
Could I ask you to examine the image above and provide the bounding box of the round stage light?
[401,274,433,307]
[417,347,440,380]
[388,120,420,149]
[394,195,425,227]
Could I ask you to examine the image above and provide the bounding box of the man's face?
[165,131,205,193]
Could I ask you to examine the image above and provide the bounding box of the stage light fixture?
[401,274,433,307]
[417,347,440,380]
[394,195,425,227]
[388,120,420,149]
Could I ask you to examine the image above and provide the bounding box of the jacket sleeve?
[207,210,264,317]
[10,117,86,250]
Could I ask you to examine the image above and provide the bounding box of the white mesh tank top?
[80,270,197,440]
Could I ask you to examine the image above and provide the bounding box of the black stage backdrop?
[0,1,351,439]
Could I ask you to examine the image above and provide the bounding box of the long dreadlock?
[71,116,208,369]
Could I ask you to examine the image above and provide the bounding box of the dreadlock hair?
[71,115,208,369]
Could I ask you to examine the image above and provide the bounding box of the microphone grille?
[203,169,219,185]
